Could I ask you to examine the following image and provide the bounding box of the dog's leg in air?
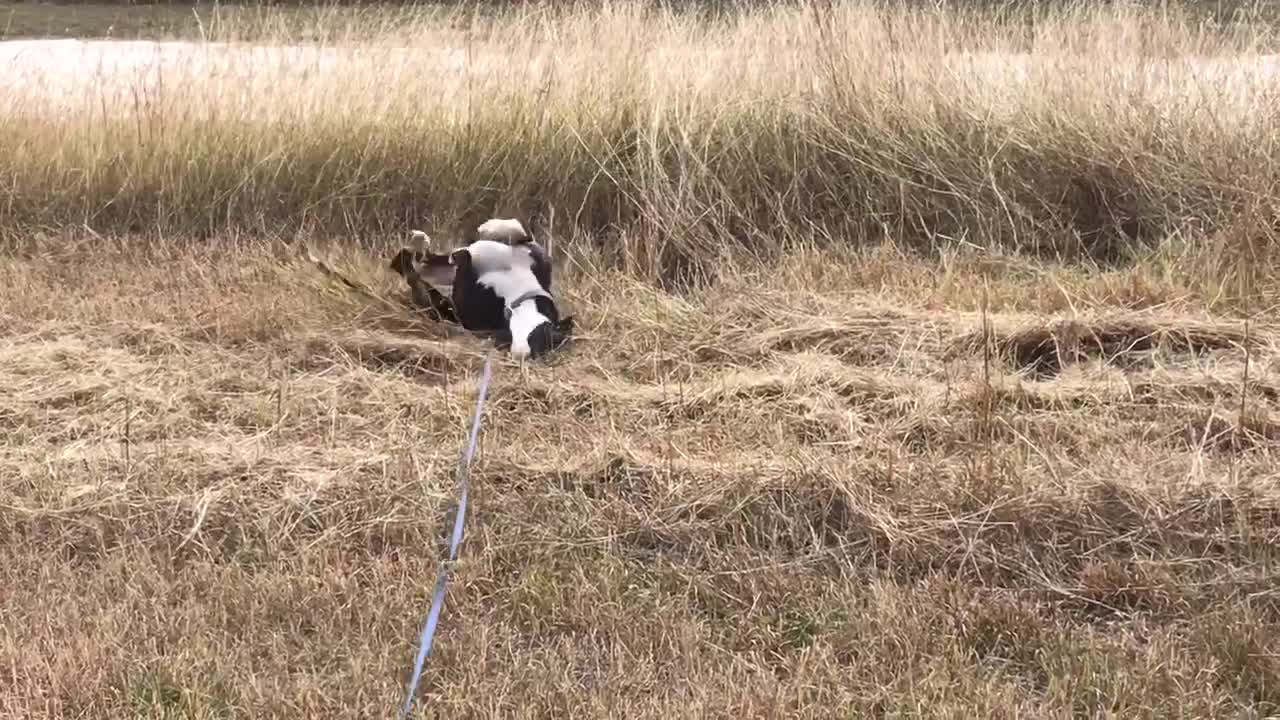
[389,247,459,323]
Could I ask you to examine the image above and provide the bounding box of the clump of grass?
[2,0,1280,285]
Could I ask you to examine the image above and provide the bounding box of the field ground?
[2,236,1278,717]
[2,1,1280,718]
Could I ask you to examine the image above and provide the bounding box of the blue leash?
[398,351,495,719]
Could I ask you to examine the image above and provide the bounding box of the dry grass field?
[2,1,1280,718]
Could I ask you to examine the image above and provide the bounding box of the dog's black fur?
[447,246,508,332]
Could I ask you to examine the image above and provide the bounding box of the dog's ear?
[548,316,575,351]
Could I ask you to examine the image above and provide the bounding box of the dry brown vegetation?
[2,1,1280,718]
[2,233,1278,717]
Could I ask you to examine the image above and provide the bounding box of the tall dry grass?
[2,0,1279,290]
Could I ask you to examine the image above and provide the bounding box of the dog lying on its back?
[451,235,570,360]
[388,219,574,360]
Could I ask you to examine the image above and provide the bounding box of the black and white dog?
[389,219,573,360]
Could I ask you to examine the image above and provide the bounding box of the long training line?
[397,350,495,719]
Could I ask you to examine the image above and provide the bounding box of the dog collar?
[503,289,553,320]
